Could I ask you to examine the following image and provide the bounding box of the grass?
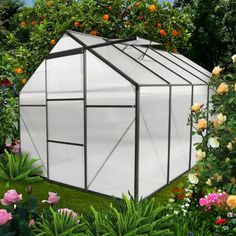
[0,173,187,214]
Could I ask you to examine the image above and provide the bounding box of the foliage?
[0,150,42,184]
[79,194,174,235]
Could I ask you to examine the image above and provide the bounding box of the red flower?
[1,78,12,87]
[215,218,226,225]
[178,194,185,200]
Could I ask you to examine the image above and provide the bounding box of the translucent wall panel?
[50,34,82,53]
[172,53,211,77]
[46,54,83,99]
[20,107,47,176]
[139,87,169,198]
[87,52,135,105]
[48,101,84,144]
[156,50,209,83]
[115,45,189,85]
[191,85,209,167]
[48,142,84,188]
[137,47,204,85]
[169,86,191,181]
[87,108,135,197]
[20,60,45,105]
[93,46,167,85]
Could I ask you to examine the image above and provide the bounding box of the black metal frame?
[19,30,210,200]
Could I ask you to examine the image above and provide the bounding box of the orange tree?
[0,0,192,146]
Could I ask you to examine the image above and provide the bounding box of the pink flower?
[29,219,35,227]
[0,209,12,225]
[42,192,60,204]
[1,190,22,205]
[58,208,77,219]
[199,198,209,206]
[12,143,20,153]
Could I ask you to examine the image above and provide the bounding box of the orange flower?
[20,21,26,27]
[14,68,23,74]
[74,21,80,27]
[159,29,167,37]
[197,118,207,130]
[172,30,178,36]
[191,103,203,113]
[90,30,97,36]
[227,195,236,209]
[217,83,228,95]
[149,4,156,12]
[103,14,109,21]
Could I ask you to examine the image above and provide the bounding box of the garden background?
[0,0,236,235]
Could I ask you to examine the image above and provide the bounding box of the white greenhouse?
[19,30,211,199]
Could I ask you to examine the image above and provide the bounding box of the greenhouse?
[19,30,211,199]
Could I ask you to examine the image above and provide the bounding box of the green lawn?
[0,174,187,214]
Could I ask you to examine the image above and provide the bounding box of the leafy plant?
[79,194,174,235]
[34,207,81,236]
[0,149,42,184]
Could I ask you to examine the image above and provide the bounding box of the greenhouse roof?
[48,30,211,87]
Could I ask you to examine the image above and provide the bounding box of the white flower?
[196,149,206,161]
[208,137,220,148]
[185,203,190,207]
[174,210,179,215]
[188,174,199,185]
[168,198,175,203]
[216,113,227,125]
[227,142,233,151]
[232,55,236,63]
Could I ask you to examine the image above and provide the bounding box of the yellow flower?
[197,118,207,130]
[191,103,203,113]
[206,178,212,186]
[188,173,199,184]
[217,83,228,95]
[216,113,227,125]
[232,55,236,63]
[225,157,230,163]
[208,137,220,148]
[227,142,233,151]
[196,149,206,161]
[212,66,223,76]
[227,195,236,209]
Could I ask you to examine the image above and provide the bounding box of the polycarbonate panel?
[191,85,208,167]
[20,107,47,176]
[139,87,169,198]
[48,142,84,188]
[169,86,192,181]
[93,45,167,85]
[68,30,105,46]
[87,108,135,198]
[172,53,212,77]
[115,44,189,85]
[137,46,204,85]
[47,54,83,99]
[50,34,82,53]
[87,51,135,105]
[20,60,45,105]
[156,50,209,83]
[48,101,84,144]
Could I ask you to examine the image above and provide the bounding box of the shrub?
[0,150,42,184]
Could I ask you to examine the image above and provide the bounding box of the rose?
[217,83,228,95]
[199,198,209,206]
[42,192,60,204]
[195,149,206,161]
[191,103,203,113]
[208,137,219,148]
[1,190,22,205]
[0,209,12,225]
[188,173,199,184]
[197,118,207,130]
[227,195,236,209]
[215,218,226,225]
[29,219,35,227]
[212,66,223,76]
[216,113,226,125]
[227,142,233,151]
[232,55,236,63]
[58,208,77,219]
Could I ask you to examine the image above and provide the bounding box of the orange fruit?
[15,68,23,74]
[20,21,26,27]
[22,78,27,85]
[90,30,97,36]
[103,14,109,21]
[159,29,167,37]
[149,4,156,12]
[50,39,56,46]
[74,21,80,27]
[156,23,161,28]
[172,30,178,36]
[108,5,112,10]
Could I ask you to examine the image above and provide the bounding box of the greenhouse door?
[46,53,85,189]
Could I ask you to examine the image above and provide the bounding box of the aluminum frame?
[19,31,210,200]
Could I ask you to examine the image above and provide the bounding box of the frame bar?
[189,85,194,169]
[134,86,140,200]
[47,48,84,60]
[20,104,46,107]
[47,98,84,101]
[167,86,172,184]
[48,139,84,147]
[87,105,135,108]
